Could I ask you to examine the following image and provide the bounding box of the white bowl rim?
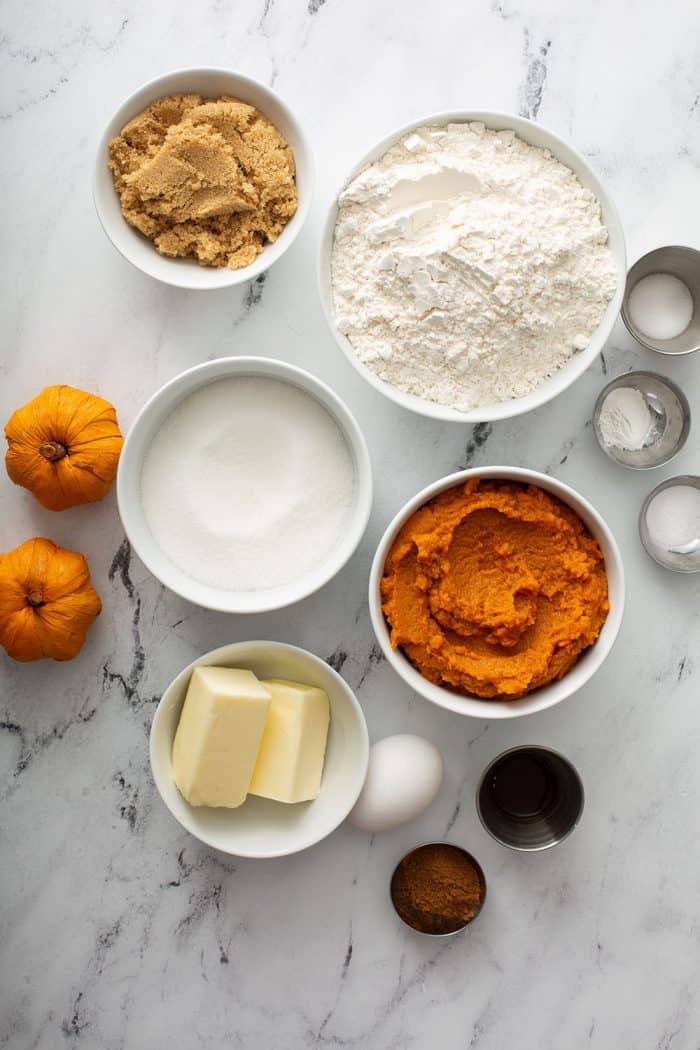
[369,466,625,720]
[117,355,373,613]
[93,66,314,290]
[149,640,370,858]
[318,108,626,422]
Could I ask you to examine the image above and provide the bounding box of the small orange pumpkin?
[5,385,124,511]
[0,538,102,661]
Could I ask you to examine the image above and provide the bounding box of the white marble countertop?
[2,2,700,1047]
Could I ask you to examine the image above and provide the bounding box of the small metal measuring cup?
[621,246,700,355]
[639,475,700,573]
[592,371,691,469]
[390,842,487,936]
[476,746,584,851]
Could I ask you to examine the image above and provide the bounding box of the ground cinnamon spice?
[390,843,486,935]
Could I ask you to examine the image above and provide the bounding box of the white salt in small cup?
[117,357,372,612]
[94,68,313,289]
[639,476,700,573]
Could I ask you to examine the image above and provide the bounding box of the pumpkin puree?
[381,480,610,700]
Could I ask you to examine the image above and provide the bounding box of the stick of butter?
[249,679,330,804]
[172,667,271,808]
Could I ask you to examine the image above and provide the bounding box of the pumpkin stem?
[27,589,45,608]
[39,440,67,462]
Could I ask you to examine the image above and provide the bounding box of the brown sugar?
[108,94,298,269]
[390,843,486,935]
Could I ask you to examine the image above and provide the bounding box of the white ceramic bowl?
[319,110,626,422]
[94,67,313,289]
[150,641,370,858]
[117,356,373,612]
[369,467,625,719]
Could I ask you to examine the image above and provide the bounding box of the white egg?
[348,734,444,833]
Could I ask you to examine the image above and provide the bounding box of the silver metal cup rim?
[620,245,700,356]
[475,745,585,852]
[592,370,691,470]
[389,840,487,937]
[638,474,700,574]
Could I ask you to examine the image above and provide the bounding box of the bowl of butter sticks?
[150,640,369,858]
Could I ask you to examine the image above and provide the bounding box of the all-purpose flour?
[331,122,618,412]
[141,377,355,591]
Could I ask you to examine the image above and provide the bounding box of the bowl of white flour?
[117,357,372,612]
[319,111,626,422]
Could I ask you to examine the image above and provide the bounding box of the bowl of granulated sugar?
[117,357,372,612]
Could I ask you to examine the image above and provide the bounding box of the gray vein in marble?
[0,72,69,122]
[355,642,384,691]
[489,0,513,18]
[61,991,89,1040]
[326,640,385,693]
[444,724,488,836]
[519,30,551,120]
[543,419,592,475]
[175,881,223,937]
[326,647,348,674]
[0,18,130,121]
[258,0,274,28]
[468,996,497,1049]
[59,911,129,1043]
[556,436,576,467]
[0,699,97,796]
[102,538,155,715]
[460,422,493,468]
[312,939,459,1047]
[112,770,145,832]
[653,985,692,1050]
[677,656,691,682]
[256,0,280,86]
[314,926,354,1043]
[244,272,267,310]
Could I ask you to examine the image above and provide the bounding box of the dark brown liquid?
[489,754,557,818]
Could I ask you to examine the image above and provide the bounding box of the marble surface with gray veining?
[2,1,700,1047]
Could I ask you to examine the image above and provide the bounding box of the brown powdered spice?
[390,843,486,935]
[108,95,298,269]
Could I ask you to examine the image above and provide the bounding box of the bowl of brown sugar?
[94,68,313,289]
[390,842,487,936]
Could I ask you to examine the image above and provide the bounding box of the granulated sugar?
[141,377,355,590]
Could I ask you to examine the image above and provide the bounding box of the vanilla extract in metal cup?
[476,746,584,851]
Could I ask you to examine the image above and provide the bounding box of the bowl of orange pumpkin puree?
[370,469,625,719]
